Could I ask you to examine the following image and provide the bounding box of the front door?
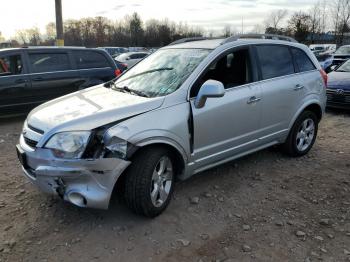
[0,51,32,116]
[190,47,262,171]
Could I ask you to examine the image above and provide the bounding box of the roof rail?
[168,37,215,46]
[221,34,298,44]
[20,46,87,49]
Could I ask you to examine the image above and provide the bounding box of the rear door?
[73,50,116,87]
[290,47,321,101]
[0,50,32,116]
[254,45,304,142]
[26,50,81,102]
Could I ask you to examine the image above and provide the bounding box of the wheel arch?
[132,139,187,176]
[289,101,323,130]
[112,139,187,199]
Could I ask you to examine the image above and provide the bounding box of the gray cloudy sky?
[1,0,319,38]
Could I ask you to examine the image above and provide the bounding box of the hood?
[327,71,350,90]
[27,85,164,134]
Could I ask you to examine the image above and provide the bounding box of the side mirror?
[194,80,225,108]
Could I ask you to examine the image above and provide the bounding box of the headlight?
[45,131,91,159]
[105,137,128,159]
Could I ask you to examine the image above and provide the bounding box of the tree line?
[252,0,350,45]
[12,13,203,47]
[5,0,350,48]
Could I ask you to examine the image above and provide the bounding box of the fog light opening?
[67,192,87,207]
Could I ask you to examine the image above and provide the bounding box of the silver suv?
[16,34,327,217]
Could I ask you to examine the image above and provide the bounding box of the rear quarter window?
[291,48,316,72]
[74,50,110,69]
[256,45,295,80]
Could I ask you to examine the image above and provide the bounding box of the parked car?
[310,44,336,55]
[98,47,128,58]
[0,47,121,117]
[326,59,350,109]
[16,34,326,217]
[128,47,147,52]
[0,42,12,49]
[316,53,333,71]
[332,45,350,67]
[310,45,326,56]
[115,51,149,70]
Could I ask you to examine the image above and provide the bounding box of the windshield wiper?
[111,84,150,98]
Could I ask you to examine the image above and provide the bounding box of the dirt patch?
[0,111,349,262]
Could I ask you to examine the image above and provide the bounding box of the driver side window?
[190,48,253,97]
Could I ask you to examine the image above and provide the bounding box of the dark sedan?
[326,60,350,109]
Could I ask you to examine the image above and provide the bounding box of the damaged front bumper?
[17,136,130,209]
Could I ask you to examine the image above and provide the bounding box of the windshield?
[112,48,211,98]
[335,46,350,55]
[336,60,350,72]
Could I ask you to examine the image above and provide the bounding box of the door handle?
[15,79,28,84]
[32,77,44,81]
[294,84,305,91]
[247,96,261,104]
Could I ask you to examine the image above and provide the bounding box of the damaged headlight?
[45,131,91,159]
[104,137,128,159]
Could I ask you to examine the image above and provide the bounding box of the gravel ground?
[0,110,349,262]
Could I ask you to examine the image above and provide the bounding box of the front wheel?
[124,147,175,217]
[282,111,318,157]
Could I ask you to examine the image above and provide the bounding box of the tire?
[282,110,318,157]
[124,147,175,217]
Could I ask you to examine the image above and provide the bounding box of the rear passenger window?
[0,55,23,76]
[74,51,109,69]
[256,45,294,80]
[29,53,70,73]
[291,48,316,72]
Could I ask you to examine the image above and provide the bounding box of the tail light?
[121,63,128,68]
[115,69,122,77]
[319,69,328,87]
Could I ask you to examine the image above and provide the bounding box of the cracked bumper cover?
[18,139,131,209]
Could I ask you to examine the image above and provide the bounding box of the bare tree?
[26,27,41,46]
[331,0,350,45]
[288,12,312,42]
[0,31,5,42]
[223,25,232,37]
[250,24,265,34]
[264,9,288,30]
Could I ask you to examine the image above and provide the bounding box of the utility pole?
[55,0,64,46]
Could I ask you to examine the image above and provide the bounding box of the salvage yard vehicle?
[326,59,350,109]
[332,45,350,67]
[114,51,149,70]
[16,34,327,217]
[0,47,121,117]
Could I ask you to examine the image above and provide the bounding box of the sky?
[0,0,320,39]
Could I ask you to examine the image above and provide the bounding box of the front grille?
[326,89,350,104]
[23,137,38,148]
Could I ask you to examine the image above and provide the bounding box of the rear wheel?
[283,111,318,157]
[124,147,175,217]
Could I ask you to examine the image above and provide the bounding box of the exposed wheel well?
[303,104,322,122]
[112,143,186,200]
